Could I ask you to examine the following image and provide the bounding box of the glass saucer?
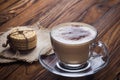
[39,51,109,77]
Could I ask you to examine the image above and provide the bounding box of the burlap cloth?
[0,24,53,63]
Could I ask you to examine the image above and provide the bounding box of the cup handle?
[90,41,109,63]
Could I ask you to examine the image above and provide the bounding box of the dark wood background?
[0,0,120,80]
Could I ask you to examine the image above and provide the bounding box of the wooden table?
[0,0,120,80]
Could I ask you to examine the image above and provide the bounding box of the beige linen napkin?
[0,24,53,63]
[0,56,17,63]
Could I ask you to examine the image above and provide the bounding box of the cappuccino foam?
[51,25,97,44]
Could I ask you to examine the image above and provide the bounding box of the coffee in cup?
[50,22,97,70]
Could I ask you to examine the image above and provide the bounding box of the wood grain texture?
[0,0,120,80]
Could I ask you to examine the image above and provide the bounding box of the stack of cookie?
[3,27,37,51]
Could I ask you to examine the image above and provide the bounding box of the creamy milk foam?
[51,25,97,44]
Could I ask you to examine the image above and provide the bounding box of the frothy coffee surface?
[51,25,97,44]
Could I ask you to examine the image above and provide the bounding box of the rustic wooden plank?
[4,62,44,80]
[94,4,120,26]
[0,0,39,26]
[93,3,120,40]
[47,0,97,28]
[0,63,21,80]
[91,19,120,80]
[101,20,120,52]
[24,0,82,26]
[0,0,19,12]
[0,0,60,31]
[78,2,110,24]
[79,0,120,24]
[107,0,120,7]
[0,0,5,4]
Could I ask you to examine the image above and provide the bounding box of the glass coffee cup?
[50,22,108,71]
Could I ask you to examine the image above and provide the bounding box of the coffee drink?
[50,22,97,64]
